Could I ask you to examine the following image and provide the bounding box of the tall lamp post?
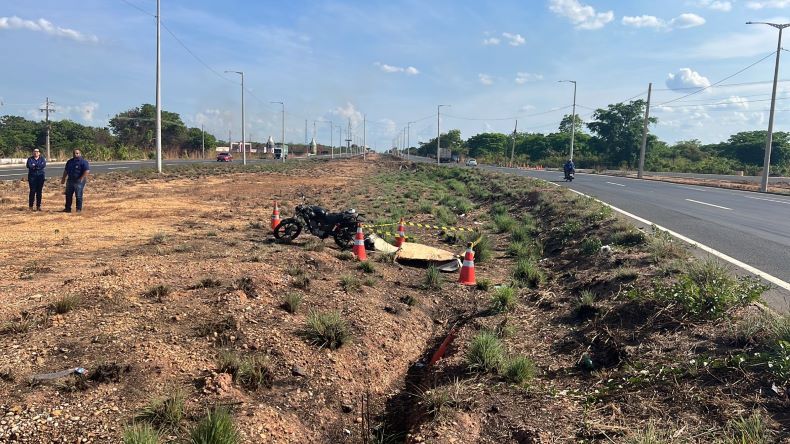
[746,21,789,192]
[406,121,415,159]
[224,70,246,165]
[559,80,577,161]
[271,101,285,162]
[437,104,450,165]
[155,0,162,173]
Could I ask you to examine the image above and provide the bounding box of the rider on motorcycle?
[563,159,575,179]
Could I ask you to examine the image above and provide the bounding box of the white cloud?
[502,32,526,46]
[478,73,494,85]
[670,13,706,28]
[548,0,614,30]
[622,15,666,28]
[623,13,706,30]
[331,102,364,128]
[747,1,790,8]
[378,118,397,135]
[374,62,419,75]
[0,16,98,43]
[515,72,544,84]
[666,68,712,90]
[694,0,733,11]
[482,37,500,45]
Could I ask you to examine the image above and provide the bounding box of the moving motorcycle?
[564,169,575,182]
[273,204,363,249]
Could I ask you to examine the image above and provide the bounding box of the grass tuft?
[189,407,240,444]
[358,261,376,273]
[512,258,545,288]
[303,311,351,350]
[123,423,159,444]
[282,292,302,314]
[490,286,517,313]
[422,265,443,290]
[50,295,81,314]
[340,275,361,292]
[465,331,504,372]
[476,278,493,292]
[580,236,602,255]
[502,356,537,385]
[726,412,772,444]
[135,390,185,431]
[143,285,170,301]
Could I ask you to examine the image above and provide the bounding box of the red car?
[216,152,233,162]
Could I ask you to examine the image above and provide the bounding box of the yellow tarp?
[395,243,456,262]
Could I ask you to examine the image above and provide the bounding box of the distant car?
[216,152,232,162]
[466,158,478,167]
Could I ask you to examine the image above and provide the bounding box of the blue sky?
[2,0,790,150]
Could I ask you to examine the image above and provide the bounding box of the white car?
[466,158,478,167]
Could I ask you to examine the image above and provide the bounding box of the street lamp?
[559,80,577,161]
[271,101,285,162]
[224,70,246,165]
[746,21,790,192]
[406,121,415,159]
[437,104,450,165]
[155,0,162,173]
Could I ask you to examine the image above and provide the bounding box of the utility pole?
[363,114,366,161]
[747,21,789,192]
[40,97,55,160]
[559,80,577,160]
[329,121,333,158]
[155,0,162,173]
[638,83,653,179]
[201,124,205,159]
[304,120,308,144]
[271,101,285,162]
[228,129,231,153]
[510,120,518,168]
[406,121,414,159]
[337,125,342,156]
[225,70,245,165]
[437,105,449,165]
[346,119,351,156]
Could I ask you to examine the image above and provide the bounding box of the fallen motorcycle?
[273,204,363,249]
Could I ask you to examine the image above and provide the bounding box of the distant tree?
[466,132,510,158]
[0,115,41,156]
[558,114,585,135]
[587,100,656,166]
[183,127,217,155]
[418,129,465,157]
[109,104,187,149]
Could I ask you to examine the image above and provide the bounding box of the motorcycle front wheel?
[333,224,356,250]
[273,218,303,242]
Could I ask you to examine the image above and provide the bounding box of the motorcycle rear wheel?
[333,225,356,250]
[273,218,302,242]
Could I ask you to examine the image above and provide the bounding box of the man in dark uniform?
[61,149,90,213]
[26,148,47,211]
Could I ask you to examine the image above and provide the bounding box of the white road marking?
[605,181,625,187]
[0,173,25,178]
[677,185,709,192]
[685,199,732,210]
[561,188,790,293]
[107,167,129,170]
[744,195,790,205]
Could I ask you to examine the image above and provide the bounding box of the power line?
[118,0,153,16]
[657,51,777,106]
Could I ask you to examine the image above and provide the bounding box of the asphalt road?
[408,156,790,310]
[0,154,345,180]
[596,169,790,184]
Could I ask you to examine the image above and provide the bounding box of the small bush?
[375,252,396,263]
[362,277,377,287]
[418,201,433,214]
[726,412,772,444]
[466,331,504,372]
[615,267,638,280]
[151,233,167,245]
[559,221,582,240]
[135,390,185,431]
[358,261,376,273]
[493,214,517,233]
[196,278,222,289]
[189,407,240,444]
[610,227,646,246]
[476,278,493,291]
[303,239,325,252]
[573,290,597,319]
[507,240,540,260]
[51,295,81,314]
[510,225,534,243]
[468,234,493,264]
[400,295,418,306]
[433,206,457,227]
[490,286,517,313]
[580,236,602,255]
[337,251,354,261]
[648,229,684,263]
[512,258,545,288]
[423,265,443,290]
[340,275,361,292]
[303,311,351,350]
[143,285,170,301]
[503,356,537,385]
[291,274,310,289]
[206,231,218,237]
[286,265,305,277]
[625,423,673,444]
[282,292,302,314]
[123,423,159,444]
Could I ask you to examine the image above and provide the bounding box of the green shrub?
[50,295,81,314]
[433,206,457,226]
[580,237,602,255]
[303,311,350,350]
[476,278,493,291]
[189,407,240,444]
[423,265,443,290]
[493,214,517,233]
[503,356,537,385]
[468,234,493,264]
[282,292,302,314]
[466,331,504,372]
[340,275,361,292]
[610,227,646,246]
[726,412,772,444]
[337,251,354,261]
[624,423,673,444]
[135,390,184,431]
[358,261,376,273]
[490,286,517,313]
[510,225,534,243]
[123,423,159,444]
[512,258,545,288]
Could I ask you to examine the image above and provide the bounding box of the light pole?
[407,121,415,159]
[271,101,285,162]
[747,21,789,192]
[337,125,343,156]
[559,80,577,161]
[437,104,449,165]
[225,70,246,165]
[155,0,162,173]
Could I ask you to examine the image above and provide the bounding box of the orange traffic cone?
[271,201,281,231]
[458,243,476,286]
[353,223,367,260]
[395,218,406,248]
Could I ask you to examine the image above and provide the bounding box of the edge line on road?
[560,186,790,292]
[684,198,732,210]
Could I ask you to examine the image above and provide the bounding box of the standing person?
[61,149,90,213]
[26,148,47,211]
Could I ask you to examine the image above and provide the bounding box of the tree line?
[0,103,218,160]
[412,100,790,175]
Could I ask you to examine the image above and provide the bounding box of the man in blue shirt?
[26,148,47,211]
[61,149,90,213]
